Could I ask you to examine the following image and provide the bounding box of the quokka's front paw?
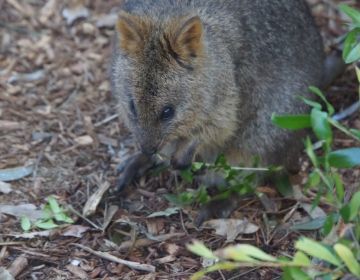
[170,139,198,170]
[115,152,154,192]
[195,196,239,227]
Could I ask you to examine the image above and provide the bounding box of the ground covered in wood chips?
[0,0,359,279]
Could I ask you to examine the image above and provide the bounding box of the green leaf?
[322,214,335,236]
[20,216,31,232]
[350,129,360,140]
[164,192,194,206]
[282,267,294,280]
[230,244,278,262]
[340,205,351,223]
[299,96,322,110]
[342,28,360,63]
[220,246,257,262]
[35,219,59,229]
[42,205,53,220]
[305,137,319,168]
[345,43,360,64]
[356,66,360,82]
[48,196,61,214]
[288,267,312,280]
[180,168,193,183]
[271,114,311,130]
[190,262,241,280]
[328,148,360,168]
[196,185,210,204]
[308,171,321,187]
[147,207,180,218]
[309,87,335,116]
[292,252,311,267]
[339,4,360,25]
[54,212,74,223]
[333,172,345,201]
[291,217,326,231]
[187,241,218,260]
[334,244,360,277]
[295,237,341,266]
[310,108,332,142]
[275,173,293,197]
[349,191,360,221]
[192,162,205,171]
[47,196,73,223]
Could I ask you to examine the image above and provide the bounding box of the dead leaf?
[102,205,118,231]
[39,0,57,24]
[0,165,34,182]
[0,267,14,280]
[203,219,259,242]
[95,13,118,28]
[301,203,326,219]
[163,243,181,256]
[146,218,165,236]
[62,6,90,26]
[0,181,12,194]
[0,203,42,221]
[66,264,88,279]
[137,273,157,280]
[147,207,180,218]
[62,225,90,238]
[82,181,110,216]
[154,255,176,264]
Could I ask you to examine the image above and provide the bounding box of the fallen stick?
[72,243,156,272]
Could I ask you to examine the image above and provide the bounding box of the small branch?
[198,162,271,172]
[72,243,156,272]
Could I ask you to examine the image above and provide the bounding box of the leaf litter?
[0,0,359,279]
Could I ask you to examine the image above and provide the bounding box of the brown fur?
[111,0,325,171]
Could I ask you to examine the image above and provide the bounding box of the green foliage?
[188,4,360,279]
[20,196,74,232]
[340,5,360,63]
[165,155,265,206]
[271,114,311,130]
[188,238,359,280]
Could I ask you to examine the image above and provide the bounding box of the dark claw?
[195,196,239,227]
[115,152,154,192]
[170,157,192,170]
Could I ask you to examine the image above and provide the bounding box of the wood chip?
[65,264,88,280]
[82,181,110,217]
[7,255,28,277]
[74,135,94,146]
[0,121,24,131]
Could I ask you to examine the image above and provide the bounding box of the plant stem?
[328,118,360,142]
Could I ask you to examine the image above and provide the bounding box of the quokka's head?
[111,11,205,155]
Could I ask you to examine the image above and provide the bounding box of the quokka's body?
[111,0,325,171]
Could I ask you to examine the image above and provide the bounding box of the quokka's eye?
[160,105,175,121]
[129,100,137,117]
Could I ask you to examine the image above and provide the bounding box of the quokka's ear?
[167,16,204,62]
[116,11,150,55]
